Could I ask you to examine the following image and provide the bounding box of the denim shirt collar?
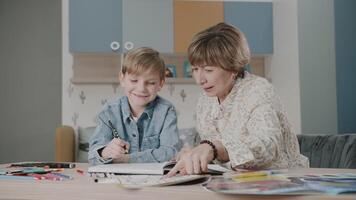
[121,96,157,122]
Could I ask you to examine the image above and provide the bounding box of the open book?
[88,161,229,175]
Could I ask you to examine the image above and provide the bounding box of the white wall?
[265,0,301,134]
[298,0,337,134]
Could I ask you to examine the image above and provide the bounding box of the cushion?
[297,134,356,168]
[77,126,96,163]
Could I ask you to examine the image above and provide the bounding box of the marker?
[51,172,73,180]
[76,169,85,175]
[41,173,61,181]
[0,175,37,181]
[9,162,75,168]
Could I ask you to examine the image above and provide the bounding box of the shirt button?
[132,134,136,137]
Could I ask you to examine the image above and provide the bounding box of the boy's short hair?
[188,22,250,78]
[121,47,166,80]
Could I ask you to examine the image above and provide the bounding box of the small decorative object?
[183,60,192,78]
[168,83,175,96]
[165,64,177,78]
[79,91,86,104]
[180,89,187,102]
[72,112,79,126]
[67,83,74,98]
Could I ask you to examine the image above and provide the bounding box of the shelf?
[70,53,265,85]
[166,78,195,84]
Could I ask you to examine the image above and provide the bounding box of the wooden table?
[1,163,356,200]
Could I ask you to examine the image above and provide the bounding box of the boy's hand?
[101,138,130,162]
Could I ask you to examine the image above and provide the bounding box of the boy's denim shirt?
[88,95,182,165]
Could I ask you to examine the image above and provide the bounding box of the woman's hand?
[101,138,130,162]
[166,143,215,177]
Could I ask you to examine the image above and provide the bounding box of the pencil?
[108,120,128,154]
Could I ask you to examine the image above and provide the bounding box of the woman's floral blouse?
[196,73,309,169]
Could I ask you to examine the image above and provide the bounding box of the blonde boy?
[89,47,181,165]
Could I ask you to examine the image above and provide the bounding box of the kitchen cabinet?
[173,1,273,54]
[69,0,272,84]
[173,1,224,53]
[122,0,173,53]
[69,0,173,53]
[224,1,273,54]
[69,0,123,53]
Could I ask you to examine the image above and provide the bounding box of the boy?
[89,47,181,165]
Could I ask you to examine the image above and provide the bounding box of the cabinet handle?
[124,41,134,51]
[110,41,120,51]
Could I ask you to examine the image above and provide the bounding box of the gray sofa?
[297,134,356,168]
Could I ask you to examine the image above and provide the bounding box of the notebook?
[88,161,229,175]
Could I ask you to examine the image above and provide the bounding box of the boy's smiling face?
[120,70,164,117]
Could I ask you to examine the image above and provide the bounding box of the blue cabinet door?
[69,0,123,53]
[122,0,173,53]
[224,2,273,54]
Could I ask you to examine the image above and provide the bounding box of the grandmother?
[167,22,309,176]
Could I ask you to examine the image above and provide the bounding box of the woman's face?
[192,65,236,102]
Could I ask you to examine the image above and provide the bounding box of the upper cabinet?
[123,0,173,53]
[69,0,273,54]
[174,1,224,53]
[224,2,273,54]
[69,0,272,84]
[69,0,123,53]
[70,0,173,53]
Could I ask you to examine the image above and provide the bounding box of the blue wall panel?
[335,0,356,133]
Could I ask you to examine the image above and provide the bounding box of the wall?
[0,0,61,163]
[334,0,356,133]
[265,0,301,135]
[298,0,338,134]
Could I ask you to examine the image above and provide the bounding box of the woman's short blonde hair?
[121,47,165,80]
[188,22,250,78]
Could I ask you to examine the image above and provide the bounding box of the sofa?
[55,126,356,168]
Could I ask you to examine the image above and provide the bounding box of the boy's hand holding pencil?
[101,138,130,162]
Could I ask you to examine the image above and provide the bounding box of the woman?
[167,22,309,176]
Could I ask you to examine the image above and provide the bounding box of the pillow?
[178,128,200,148]
[77,126,96,163]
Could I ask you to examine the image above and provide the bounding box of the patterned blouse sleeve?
[222,103,282,169]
